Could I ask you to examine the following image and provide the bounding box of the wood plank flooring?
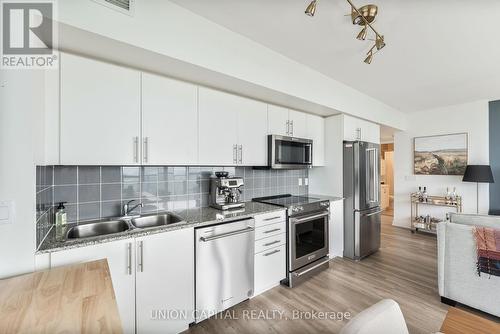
[186,216,448,334]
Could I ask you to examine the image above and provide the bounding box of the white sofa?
[437,213,500,317]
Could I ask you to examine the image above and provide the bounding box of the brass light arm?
[345,0,384,41]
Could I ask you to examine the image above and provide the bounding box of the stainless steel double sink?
[65,212,185,240]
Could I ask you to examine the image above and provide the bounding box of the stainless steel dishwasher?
[195,218,255,323]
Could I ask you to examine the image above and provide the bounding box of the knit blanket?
[473,226,500,277]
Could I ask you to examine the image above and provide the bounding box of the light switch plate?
[298,178,303,186]
[0,201,14,225]
[304,178,309,186]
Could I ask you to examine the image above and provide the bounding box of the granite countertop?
[309,194,345,202]
[37,201,285,254]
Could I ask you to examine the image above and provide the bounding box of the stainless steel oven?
[268,135,313,169]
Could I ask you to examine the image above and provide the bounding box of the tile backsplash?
[35,165,308,248]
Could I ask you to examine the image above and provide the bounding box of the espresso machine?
[209,171,245,210]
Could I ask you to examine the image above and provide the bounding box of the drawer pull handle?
[264,249,280,257]
[264,240,280,247]
[263,216,281,221]
[263,228,281,234]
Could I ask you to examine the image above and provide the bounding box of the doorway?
[381,143,394,216]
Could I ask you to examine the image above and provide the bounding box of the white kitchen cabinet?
[135,228,194,334]
[60,53,141,165]
[329,200,344,259]
[306,114,325,166]
[288,109,307,138]
[268,104,289,136]
[50,239,136,334]
[253,211,287,296]
[343,114,380,144]
[236,97,268,166]
[199,88,268,166]
[142,73,198,165]
[268,105,308,138]
[198,88,239,165]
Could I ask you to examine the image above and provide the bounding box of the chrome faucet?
[123,200,144,217]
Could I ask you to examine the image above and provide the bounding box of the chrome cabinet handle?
[143,137,149,163]
[263,228,281,234]
[238,145,242,164]
[292,258,330,277]
[263,240,280,247]
[290,212,329,224]
[356,128,362,140]
[133,137,139,163]
[290,120,294,136]
[286,120,290,135]
[264,249,280,257]
[263,216,281,221]
[200,226,254,242]
[138,240,144,272]
[127,243,132,275]
[363,210,383,217]
[233,144,237,164]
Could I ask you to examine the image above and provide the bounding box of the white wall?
[56,0,407,130]
[0,69,46,278]
[393,100,490,228]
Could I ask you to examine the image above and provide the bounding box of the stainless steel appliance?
[195,218,255,323]
[253,195,330,287]
[343,141,382,260]
[268,135,313,169]
[209,172,245,210]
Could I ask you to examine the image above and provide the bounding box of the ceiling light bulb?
[376,35,386,50]
[305,0,318,17]
[364,52,373,64]
[357,26,368,40]
[351,7,362,25]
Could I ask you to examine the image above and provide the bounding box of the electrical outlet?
[298,178,303,186]
[304,178,309,186]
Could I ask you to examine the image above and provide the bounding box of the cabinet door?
[343,114,361,141]
[288,109,307,138]
[329,200,344,258]
[142,73,198,165]
[361,120,381,144]
[60,53,141,165]
[136,228,194,334]
[254,245,286,295]
[50,239,136,334]
[306,114,325,166]
[237,98,268,166]
[268,104,289,136]
[198,88,238,165]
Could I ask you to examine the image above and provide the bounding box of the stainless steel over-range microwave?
[268,135,313,169]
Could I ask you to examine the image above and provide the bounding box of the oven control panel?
[291,206,304,213]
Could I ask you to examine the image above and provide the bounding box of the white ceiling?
[170,0,500,113]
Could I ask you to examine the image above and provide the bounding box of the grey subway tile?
[79,184,100,203]
[158,167,173,182]
[122,166,140,183]
[101,184,121,201]
[187,180,200,194]
[54,185,77,204]
[174,180,187,195]
[101,166,121,183]
[158,182,172,197]
[78,166,100,184]
[122,183,140,200]
[54,166,77,185]
[173,167,187,181]
[78,202,100,221]
[65,204,78,223]
[141,167,158,183]
[188,166,200,180]
[101,201,122,218]
[142,182,158,199]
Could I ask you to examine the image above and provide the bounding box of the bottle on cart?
[422,187,428,202]
[417,186,423,202]
[445,187,451,204]
[451,187,457,205]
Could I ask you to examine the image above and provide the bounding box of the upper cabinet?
[60,53,141,165]
[268,105,307,138]
[142,73,198,165]
[343,114,380,144]
[306,114,325,166]
[198,88,268,166]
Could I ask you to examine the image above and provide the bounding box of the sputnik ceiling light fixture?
[304,0,386,64]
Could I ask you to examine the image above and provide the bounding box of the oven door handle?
[200,226,254,242]
[290,212,329,224]
[362,210,383,217]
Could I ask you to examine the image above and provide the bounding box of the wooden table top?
[440,307,500,334]
[0,259,123,334]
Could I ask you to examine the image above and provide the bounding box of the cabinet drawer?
[255,222,286,240]
[254,210,286,228]
[254,245,286,296]
[255,233,286,254]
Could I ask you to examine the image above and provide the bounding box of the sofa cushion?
[449,213,500,229]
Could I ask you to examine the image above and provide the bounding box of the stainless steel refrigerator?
[343,141,382,260]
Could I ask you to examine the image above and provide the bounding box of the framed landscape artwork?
[414,133,468,175]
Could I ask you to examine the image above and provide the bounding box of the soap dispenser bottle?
[55,202,67,241]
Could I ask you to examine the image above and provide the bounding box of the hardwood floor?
[186,215,448,334]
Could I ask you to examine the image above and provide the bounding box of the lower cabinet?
[253,211,287,296]
[329,200,344,259]
[50,228,194,334]
[135,229,194,334]
[50,239,136,334]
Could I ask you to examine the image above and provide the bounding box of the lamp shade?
[462,165,494,183]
